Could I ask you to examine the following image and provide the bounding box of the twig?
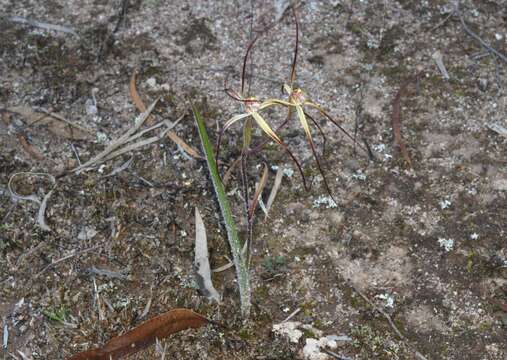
[84,266,129,280]
[9,16,78,36]
[349,282,428,360]
[103,157,133,177]
[281,307,301,323]
[430,11,453,32]
[456,3,507,64]
[35,246,100,278]
[321,349,352,360]
[34,107,94,134]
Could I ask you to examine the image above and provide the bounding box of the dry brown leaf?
[129,69,148,113]
[248,163,269,220]
[68,308,210,360]
[129,69,201,158]
[7,106,93,140]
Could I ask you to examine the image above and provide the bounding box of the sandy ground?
[0,0,506,359]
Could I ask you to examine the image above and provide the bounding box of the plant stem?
[192,104,251,318]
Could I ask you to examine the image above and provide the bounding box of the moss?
[238,327,253,340]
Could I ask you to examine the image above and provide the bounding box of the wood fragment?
[9,16,78,36]
[67,309,211,360]
[391,73,422,167]
[487,122,507,138]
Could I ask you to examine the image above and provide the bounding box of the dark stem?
[290,5,299,85]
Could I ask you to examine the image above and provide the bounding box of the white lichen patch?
[375,293,395,308]
[439,199,452,209]
[272,321,303,344]
[271,165,294,177]
[302,335,341,360]
[312,195,337,209]
[351,169,367,181]
[438,238,454,252]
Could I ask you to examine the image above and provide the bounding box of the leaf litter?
[194,206,221,303]
[67,308,212,360]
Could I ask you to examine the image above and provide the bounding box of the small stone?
[478,78,488,92]
[146,77,157,88]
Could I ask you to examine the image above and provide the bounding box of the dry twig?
[349,282,428,360]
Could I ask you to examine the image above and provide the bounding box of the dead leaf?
[248,163,269,220]
[2,110,45,160]
[391,73,422,167]
[68,308,210,360]
[129,68,148,115]
[16,133,45,160]
[129,69,202,158]
[6,106,93,140]
[194,207,221,302]
[265,166,284,218]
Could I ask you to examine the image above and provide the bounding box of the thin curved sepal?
[304,126,338,206]
[295,104,311,139]
[305,111,327,157]
[251,111,282,144]
[260,98,294,108]
[224,113,252,130]
[305,102,367,153]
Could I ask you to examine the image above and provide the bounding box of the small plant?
[193,105,251,317]
[43,305,69,324]
[193,3,368,319]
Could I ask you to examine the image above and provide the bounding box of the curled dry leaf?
[129,69,202,158]
[68,308,210,360]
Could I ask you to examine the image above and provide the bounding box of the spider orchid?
[254,5,368,204]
